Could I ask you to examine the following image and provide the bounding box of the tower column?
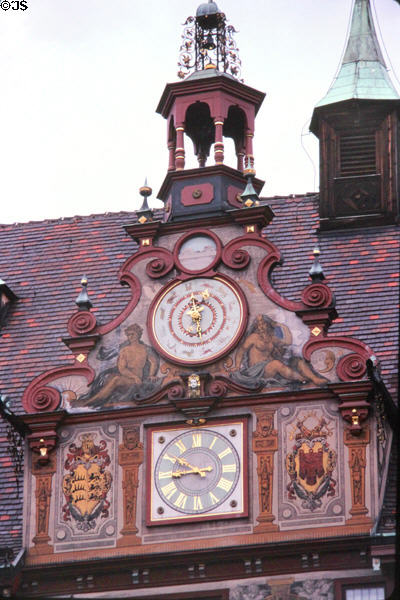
[245,129,254,169]
[237,146,245,171]
[175,125,185,170]
[214,118,224,165]
[168,139,176,171]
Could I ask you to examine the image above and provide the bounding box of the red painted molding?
[67,312,97,337]
[303,336,373,382]
[96,247,174,337]
[301,282,334,308]
[174,229,222,275]
[22,365,95,413]
[181,182,214,206]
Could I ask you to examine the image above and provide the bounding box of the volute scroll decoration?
[67,275,98,337]
[67,311,97,337]
[301,283,334,309]
[30,386,61,413]
[337,353,367,382]
[22,365,95,413]
[222,235,278,273]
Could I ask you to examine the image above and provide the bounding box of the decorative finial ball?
[139,184,152,198]
[81,275,88,286]
[313,246,321,257]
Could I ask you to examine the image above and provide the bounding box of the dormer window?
[0,279,17,330]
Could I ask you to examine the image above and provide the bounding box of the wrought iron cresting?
[177,3,242,81]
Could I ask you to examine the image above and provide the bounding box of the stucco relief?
[53,423,118,552]
[230,579,334,600]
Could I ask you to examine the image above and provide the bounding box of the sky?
[1,0,400,224]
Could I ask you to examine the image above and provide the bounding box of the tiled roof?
[266,194,399,401]
[0,197,398,552]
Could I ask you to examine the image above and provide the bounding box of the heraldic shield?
[286,413,337,512]
[62,433,112,532]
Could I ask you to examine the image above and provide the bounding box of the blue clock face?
[148,420,247,525]
[155,429,240,515]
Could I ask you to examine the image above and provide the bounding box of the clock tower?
[10,1,396,598]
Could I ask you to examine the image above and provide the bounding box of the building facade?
[0,1,398,598]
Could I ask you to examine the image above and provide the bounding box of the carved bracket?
[22,411,66,467]
[331,381,372,436]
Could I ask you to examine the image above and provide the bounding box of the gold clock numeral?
[218,447,232,459]
[222,464,237,473]
[161,481,177,500]
[193,496,203,511]
[217,477,233,492]
[192,433,202,448]
[158,470,173,479]
[175,439,186,453]
[209,491,219,505]
[174,492,188,509]
[209,436,217,450]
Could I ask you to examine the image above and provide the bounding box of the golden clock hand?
[172,466,213,478]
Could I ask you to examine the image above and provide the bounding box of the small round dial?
[155,429,240,515]
[148,276,247,365]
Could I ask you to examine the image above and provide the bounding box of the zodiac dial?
[148,419,247,525]
[148,276,248,365]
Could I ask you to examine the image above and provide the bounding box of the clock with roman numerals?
[147,418,248,525]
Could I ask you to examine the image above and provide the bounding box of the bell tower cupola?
[156,0,265,222]
[310,0,400,229]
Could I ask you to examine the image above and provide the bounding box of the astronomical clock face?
[147,419,248,525]
[147,276,247,365]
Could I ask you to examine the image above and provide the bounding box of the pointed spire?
[315,0,399,108]
[309,246,325,282]
[75,275,92,311]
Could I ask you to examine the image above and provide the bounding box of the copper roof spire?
[315,0,399,108]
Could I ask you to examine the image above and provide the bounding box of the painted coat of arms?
[286,413,336,511]
[62,433,112,531]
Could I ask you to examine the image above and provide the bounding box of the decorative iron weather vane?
[177,0,242,80]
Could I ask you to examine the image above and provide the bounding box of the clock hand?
[172,466,213,478]
[186,295,205,338]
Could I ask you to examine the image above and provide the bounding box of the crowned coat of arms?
[62,433,112,531]
[286,413,336,511]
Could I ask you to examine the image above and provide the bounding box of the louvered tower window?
[339,133,376,176]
